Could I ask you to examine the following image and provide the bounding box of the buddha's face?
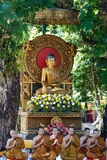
[46,58,56,68]
[38,128,44,136]
[10,130,17,139]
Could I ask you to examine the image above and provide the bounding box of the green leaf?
[0,50,4,59]
[78,3,89,20]
[0,2,11,13]
[79,20,94,31]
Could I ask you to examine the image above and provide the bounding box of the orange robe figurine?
[78,128,91,156]
[32,136,48,160]
[61,127,85,160]
[0,130,28,159]
[78,136,91,156]
[87,129,106,159]
[32,127,49,160]
[47,128,63,160]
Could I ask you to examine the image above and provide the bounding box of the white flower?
[53,102,56,104]
[53,95,56,98]
[41,104,44,107]
[68,101,70,104]
[72,102,75,105]
[42,95,45,98]
[39,101,42,104]
[52,107,55,109]
[65,94,69,97]
[46,102,49,105]
[63,105,65,108]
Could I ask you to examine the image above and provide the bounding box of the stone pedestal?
[20,112,83,139]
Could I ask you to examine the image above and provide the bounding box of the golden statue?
[35,53,66,95]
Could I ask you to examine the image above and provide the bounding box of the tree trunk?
[0,70,20,149]
[91,62,100,104]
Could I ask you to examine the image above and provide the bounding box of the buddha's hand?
[42,86,47,94]
[52,78,59,84]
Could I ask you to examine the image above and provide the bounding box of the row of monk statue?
[0,127,106,160]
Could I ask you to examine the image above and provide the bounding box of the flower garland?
[26,94,81,112]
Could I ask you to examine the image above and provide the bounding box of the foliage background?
[0,0,107,147]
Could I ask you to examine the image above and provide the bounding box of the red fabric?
[36,47,61,69]
[87,115,93,122]
[86,110,94,122]
[87,110,93,113]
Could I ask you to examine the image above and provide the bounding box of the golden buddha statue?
[35,53,66,95]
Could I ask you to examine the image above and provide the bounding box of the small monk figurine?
[47,127,63,160]
[87,129,106,159]
[36,53,66,95]
[78,127,91,156]
[0,130,28,159]
[32,126,49,160]
[61,127,85,160]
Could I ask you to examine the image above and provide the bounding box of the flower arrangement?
[26,94,81,113]
[46,122,67,135]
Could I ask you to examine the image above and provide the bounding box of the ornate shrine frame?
[23,34,76,83]
[21,34,76,110]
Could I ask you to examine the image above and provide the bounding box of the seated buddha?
[35,53,67,95]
